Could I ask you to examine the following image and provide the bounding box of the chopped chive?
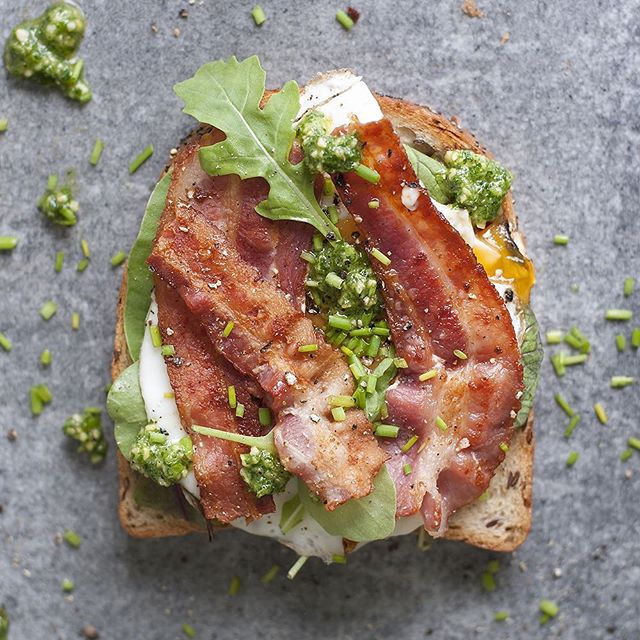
[332,554,347,564]
[629,437,640,451]
[235,403,245,418]
[539,599,559,618]
[393,357,408,369]
[554,392,575,417]
[365,374,376,394]
[605,309,633,321]
[594,402,608,424]
[419,369,437,382]
[76,258,89,272]
[566,451,579,467]
[163,391,174,399]
[251,4,266,25]
[40,349,51,366]
[110,251,126,267]
[370,247,390,266]
[481,572,496,592]
[34,384,52,403]
[312,234,324,252]
[371,326,390,336]
[0,236,18,250]
[435,416,448,431]
[47,174,58,191]
[615,334,626,352]
[227,385,237,409]
[81,239,90,258]
[550,352,566,377]
[553,234,569,245]
[328,314,352,331]
[323,177,335,197]
[349,360,366,379]
[261,564,280,584]
[128,144,154,174]
[228,576,241,596]
[40,301,57,320]
[499,442,509,453]
[30,386,43,415]
[403,463,412,475]
[632,328,640,348]
[331,406,346,422]
[161,344,175,357]
[366,334,381,357]
[494,611,509,622]
[327,204,339,224]
[375,424,399,438]
[300,250,316,264]
[305,279,319,288]
[368,199,380,209]
[222,321,234,337]
[0,117,7,132]
[623,277,635,297]
[564,327,590,353]
[563,354,587,366]
[563,333,582,351]
[258,407,272,427]
[287,555,309,580]
[350,327,372,337]
[149,325,162,348]
[486,560,500,574]
[0,332,12,352]
[564,414,581,438]
[182,623,196,638]
[545,330,563,344]
[71,312,80,330]
[298,343,318,353]
[89,139,104,166]
[61,578,75,593]
[329,395,355,408]
[325,271,344,289]
[453,349,468,360]
[336,9,355,30]
[63,529,81,548]
[401,435,418,453]
[611,376,635,388]
[55,251,64,272]
[620,448,633,462]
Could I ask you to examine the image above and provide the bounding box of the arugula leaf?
[298,466,396,542]
[124,171,172,360]
[173,56,338,238]
[514,305,543,428]
[404,144,452,204]
[106,361,147,459]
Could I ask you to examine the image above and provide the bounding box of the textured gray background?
[1,0,639,638]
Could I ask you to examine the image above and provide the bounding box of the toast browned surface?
[111,94,534,552]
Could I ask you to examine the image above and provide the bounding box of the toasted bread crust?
[112,93,534,551]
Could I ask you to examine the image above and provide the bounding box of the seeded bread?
[111,93,534,551]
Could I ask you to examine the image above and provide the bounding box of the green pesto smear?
[3,2,92,103]
[297,110,362,174]
[240,447,291,498]
[38,174,79,226]
[62,407,107,464]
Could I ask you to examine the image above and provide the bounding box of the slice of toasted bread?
[111,93,534,552]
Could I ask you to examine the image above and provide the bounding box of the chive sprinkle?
[251,4,266,26]
[545,330,563,344]
[494,611,509,622]
[227,385,237,409]
[566,451,579,467]
[563,354,588,366]
[623,277,635,297]
[632,328,640,348]
[81,239,90,258]
[481,572,496,592]
[0,332,12,352]
[620,448,633,462]
[161,344,175,357]
[235,403,245,418]
[611,376,635,389]
[331,406,346,422]
[554,393,575,417]
[403,463,413,475]
[258,407,272,427]
[605,309,633,321]
[355,163,380,184]
[228,576,241,596]
[336,9,355,30]
[565,326,590,353]
[329,395,355,408]
[0,236,18,250]
[499,442,509,453]
[564,414,580,438]
[163,391,174,399]
[419,369,437,382]
[629,437,640,451]
[550,352,566,377]
[435,416,448,431]
[61,578,75,593]
[453,349,468,360]
[325,271,344,289]
[401,435,419,452]
[486,560,500,574]
[287,555,309,580]
[323,178,335,197]
[110,251,126,267]
[300,250,315,264]
[370,247,391,266]
[332,554,348,564]
[71,312,80,331]
[375,424,400,438]
[594,402,608,424]
[40,349,51,366]
[129,144,154,174]
[539,599,559,618]
[368,199,380,209]
[298,343,319,353]
[30,386,43,415]
[149,325,162,348]
[89,139,104,166]
[55,251,64,272]
[328,314,352,331]
[615,334,626,352]
[261,564,280,584]
[182,623,196,638]
[553,234,569,245]
[222,321,234,337]
[63,529,81,548]
[0,118,7,132]
[40,301,57,320]
[76,258,89,272]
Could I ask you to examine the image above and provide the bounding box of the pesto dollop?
[240,447,291,498]
[3,2,92,103]
[297,110,361,174]
[38,174,79,226]
[62,407,107,464]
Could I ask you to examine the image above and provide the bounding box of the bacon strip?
[150,144,387,509]
[334,119,523,535]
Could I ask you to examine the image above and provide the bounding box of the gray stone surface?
[1,0,639,638]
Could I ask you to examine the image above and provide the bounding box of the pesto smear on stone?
[3,2,92,103]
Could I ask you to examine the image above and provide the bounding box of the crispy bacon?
[334,119,523,535]
[149,144,387,509]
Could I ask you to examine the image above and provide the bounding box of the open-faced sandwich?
[107,56,541,568]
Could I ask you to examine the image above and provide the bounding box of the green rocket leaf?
[514,305,543,428]
[173,55,338,238]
